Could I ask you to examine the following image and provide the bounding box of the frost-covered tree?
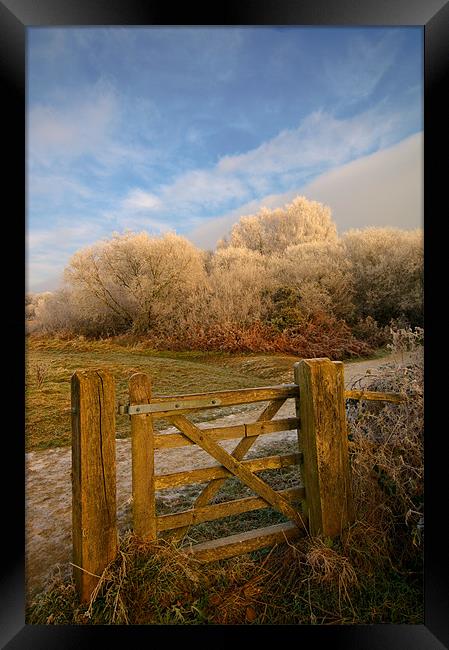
[64,231,207,333]
[205,247,272,325]
[218,196,337,255]
[342,228,423,326]
[33,290,77,332]
[267,241,355,324]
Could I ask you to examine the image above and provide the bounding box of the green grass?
[25,336,302,451]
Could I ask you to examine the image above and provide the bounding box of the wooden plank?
[71,369,118,603]
[184,522,303,562]
[154,424,246,449]
[169,415,308,531]
[157,487,305,532]
[245,416,299,437]
[168,399,287,541]
[130,373,156,540]
[125,385,298,418]
[154,452,301,489]
[295,359,354,538]
[345,390,406,403]
[153,417,299,450]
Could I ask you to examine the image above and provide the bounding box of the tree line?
[26,196,423,357]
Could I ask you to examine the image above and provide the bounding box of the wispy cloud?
[324,31,402,105]
[101,189,172,233]
[27,174,93,208]
[114,95,420,229]
[217,101,411,176]
[28,80,152,176]
[158,169,248,212]
[27,222,103,250]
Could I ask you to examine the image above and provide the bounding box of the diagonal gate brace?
[169,398,286,541]
[168,414,308,533]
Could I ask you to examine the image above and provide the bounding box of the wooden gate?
[128,374,307,561]
[71,358,406,601]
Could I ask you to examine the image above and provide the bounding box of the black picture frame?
[2,0,447,647]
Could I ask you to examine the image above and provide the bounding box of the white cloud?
[159,169,248,211]
[27,222,103,251]
[121,188,163,211]
[110,213,172,234]
[186,132,423,249]
[102,188,171,233]
[216,105,410,177]
[28,174,93,204]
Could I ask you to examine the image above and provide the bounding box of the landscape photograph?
[25,25,424,626]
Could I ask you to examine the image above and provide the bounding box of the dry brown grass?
[148,315,372,359]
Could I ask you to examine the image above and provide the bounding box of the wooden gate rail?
[184,521,301,563]
[345,389,407,403]
[120,384,298,417]
[153,416,299,449]
[126,377,309,557]
[155,452,301,489]
[170,397,290,542]
[122,386,406,417]
[71,358,408,602]
[156,487,305,532]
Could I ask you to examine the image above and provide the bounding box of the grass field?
[25,336,301,452]
[25,335,389,452]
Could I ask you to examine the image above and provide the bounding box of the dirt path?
[25,352,408,602]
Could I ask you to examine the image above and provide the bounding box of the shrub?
[350,316,391,349]
[144,314,372,359]
[204,247,272,326]
[346,335,424,566]
[269,240,355,322]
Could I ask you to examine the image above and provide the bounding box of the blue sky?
[27,26,423,291]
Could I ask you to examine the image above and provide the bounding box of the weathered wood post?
[129,373,157,540]
[294,358,354,538]
[71,369,118,602]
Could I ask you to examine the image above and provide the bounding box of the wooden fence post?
[294,358,354,538]
[71,369,118,602]
[129,373,156,540]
